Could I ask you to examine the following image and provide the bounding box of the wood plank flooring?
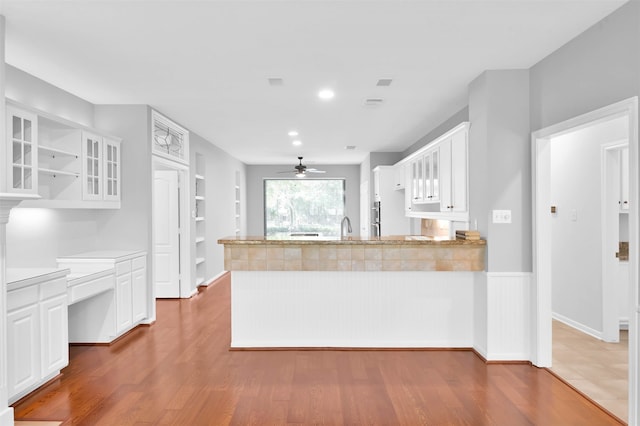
[13,273,623,425]
[551,319,628,422]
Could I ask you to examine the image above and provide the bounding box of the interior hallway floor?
[551,319,628,423]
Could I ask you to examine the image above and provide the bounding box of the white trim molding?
[532,96,638,422]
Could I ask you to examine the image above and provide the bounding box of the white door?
[154,170,180,298]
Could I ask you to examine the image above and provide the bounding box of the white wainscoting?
[476,272,531,361]
[231,271,477,348]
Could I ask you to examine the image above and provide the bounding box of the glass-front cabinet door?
[7,106,38,194]
[82,131,102,200]
[103,138,121,202]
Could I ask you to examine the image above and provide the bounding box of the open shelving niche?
[36,116,82,200]
[235,170,241,237]
[9,100,122,209]
[194,153,206,287]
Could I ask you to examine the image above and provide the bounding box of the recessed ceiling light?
[345,145,356,150]
[268,78,284,86]
[292,140,302,146]
[376,79,393,87]
[318,89,335,100]
[288,130,299,137]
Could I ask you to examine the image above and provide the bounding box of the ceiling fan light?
[295,172,306,178]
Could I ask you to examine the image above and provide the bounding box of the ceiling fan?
[278,157,326,178]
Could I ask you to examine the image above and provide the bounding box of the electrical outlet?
[492,209,512,224]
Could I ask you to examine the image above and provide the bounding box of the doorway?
[151,157,192,300]
[531,97,638,423]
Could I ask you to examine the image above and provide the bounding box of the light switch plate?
[492,209,512,224]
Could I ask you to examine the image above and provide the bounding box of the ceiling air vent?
[345,145,357,150]
[268,78,284,86]
[364,98,384,107]
[376,79,393,87]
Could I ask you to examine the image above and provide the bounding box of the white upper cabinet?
[424,148,440,203]
[6,101,122,208]
[393,163,406,190]
[82,131,102,201]
[396,122,469,221]
[440,129,467,213]
[410,156,424,203]
[7,106,38,194]
[103,138,121,202]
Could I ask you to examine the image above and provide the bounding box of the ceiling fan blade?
[306,169,326,173]
[276,170,295,174]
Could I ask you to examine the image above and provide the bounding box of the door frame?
[601,140,629,343]
[151,155,192,303]
[531,97,638,423]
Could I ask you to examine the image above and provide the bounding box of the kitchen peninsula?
[219,235,485,349]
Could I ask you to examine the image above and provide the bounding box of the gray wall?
[550,117,628,333]
[190,132,246,280]
[402,106,469,158]
[246,164,360,236]
[93,105,152,255]
[6,64,94,128]
[6,67,102,267]
[468,70,531,272]
[530,0,640,131]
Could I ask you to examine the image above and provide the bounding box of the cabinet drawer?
[8,286,38,311]
[115,260,131,276]
[68,274,114,305]
[132,256,146,271]
[40,278,67,301]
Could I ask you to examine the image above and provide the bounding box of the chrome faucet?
[340,216,352,239]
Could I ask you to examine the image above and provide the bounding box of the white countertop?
[57,250,146,262]
[7,267,70,291]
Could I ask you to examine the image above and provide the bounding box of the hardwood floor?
[13,274,623,425]
[551,319,628,422]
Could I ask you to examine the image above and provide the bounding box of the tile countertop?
[218,235,486,246]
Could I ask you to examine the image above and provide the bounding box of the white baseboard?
[553,312,603,340]
[620,318,629,330]
[201,271,227,287]
[0,406,13,426]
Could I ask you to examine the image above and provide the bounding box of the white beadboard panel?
[473,272,488,359]
[485,272,531,361]
[231,271,477,348]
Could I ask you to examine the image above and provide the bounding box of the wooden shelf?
[38,167,80,178]
[39,145,79,158]
[195,257,205,265]
[195,174,205,180]
[195,237,205,243]
[195,195,205,201]
[195,217,205,222]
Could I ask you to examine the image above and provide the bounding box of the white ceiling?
[1,0,627,166]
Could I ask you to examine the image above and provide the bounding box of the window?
[264,179,345,237]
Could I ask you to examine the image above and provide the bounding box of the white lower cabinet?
[116,272,133,334]
[40,294,69,378]
[132,265,148,323]
[7,270,70,404]
[115,255,147,334]
[58,250,148,343]
[7,303,40,400]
